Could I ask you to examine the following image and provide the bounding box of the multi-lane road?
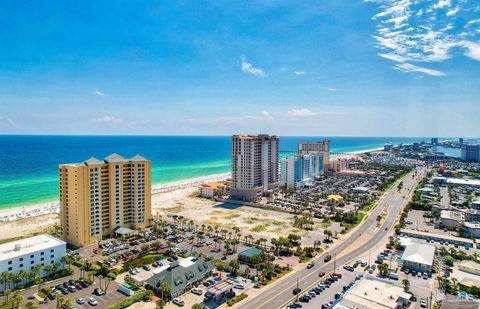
[241,165,429,309]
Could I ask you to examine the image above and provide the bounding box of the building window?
[8,267,12,271]
[19,258,23,261]
[41,252,44,256]
[41,258,44,261]
[8,261,12,265]
[30,254,34,258]
[19,264,23,268]
[31,261,34,264]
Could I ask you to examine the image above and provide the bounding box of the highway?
[240,165,429,309]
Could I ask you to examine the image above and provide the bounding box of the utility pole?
[333,252,337,274]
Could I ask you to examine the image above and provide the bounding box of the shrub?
[227,293,248,306]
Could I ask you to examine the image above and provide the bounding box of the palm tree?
[105,272,116,293]
[159,282,172,301]
[0,271,10,292]
[55,293,64,309]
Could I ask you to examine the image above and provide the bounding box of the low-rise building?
[440,210,465,229]
[463,222,480,238]
[146,257,215,298]
[199,181,228,198]
[0,234,66,290]
[458,260,480,276]
[333,276,411,309]
[401,243,435,273]
[353,187,369,194]
[238,247,262,264]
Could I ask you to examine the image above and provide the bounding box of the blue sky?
[0,0,479,137]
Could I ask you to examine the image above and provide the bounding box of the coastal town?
[0,136,479,309]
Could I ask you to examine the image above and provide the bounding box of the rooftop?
[335,276,410,309]
[239,247,262,258]
[401,243,435,266]
[0,235,65,261]
[63,153,149,167]
[446,178,480,187]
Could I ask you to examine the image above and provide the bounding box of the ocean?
[0,135,441,209]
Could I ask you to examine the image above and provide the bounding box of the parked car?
[76,298,85,305]
[191,288,203,295]
[172,298,185,306]
[93,288,105,296]
[318,272,325,277]
[293,287,301,295]
[307,262,315,269]
[88,297,98,306]
[420,298,427,308]
[234,283,245,289]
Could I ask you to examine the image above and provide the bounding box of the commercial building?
[59,154,151,247]
[401,243,435,273]
[384,143,393,151]
[230,134,279,201]
[333,276,411,309]
[461,144,480,162]
[146,257,215,298]
[0,234,66,286]
[431,138,438,145]
[353,187,369,194]
[298,140,330,175]
[280,154,316,189]
[238,247,262,264]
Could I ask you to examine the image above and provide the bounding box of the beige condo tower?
[59,153,151,247]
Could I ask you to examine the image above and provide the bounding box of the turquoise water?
[0,135,441,209]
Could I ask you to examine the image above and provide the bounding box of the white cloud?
[432,0,451,9]
[288,108,316,117]
[461,41,480,60]
[293,71,305,75]
[93,90,105,97]
[446,6,459,16]
[0,114,19,128]
[260,110,274,121]
[240,56,265,77]
[328,88,336,91]
[394,63,446,76]
[366,0,480,76]
[93,115,123,124]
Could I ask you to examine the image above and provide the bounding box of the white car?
[88,297,98,306]
[172,298,184,306]
[420,298,427,308]
[234,283,245,289]
[191,287,203,295]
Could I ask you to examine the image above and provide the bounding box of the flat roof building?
[334,276,410,309]
[0,234,66,289]
[59,154,151,247]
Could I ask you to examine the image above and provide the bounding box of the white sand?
[0,173,229,241]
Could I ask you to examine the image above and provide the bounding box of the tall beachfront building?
[280,155,316,189]
[230,134,279,201]
[298,140,330,175]
[461,144,480,162]
[59,154,151,247]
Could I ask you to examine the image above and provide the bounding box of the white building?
[280,155,316,189]
[440,210,465,229]
[0,235,66,283]
[401,243,435,273]
[334,276,410,309]
[230,134,279,201]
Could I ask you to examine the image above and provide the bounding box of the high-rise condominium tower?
[230,134,279,201]
[298,140,330,175]
[59,153,151,247]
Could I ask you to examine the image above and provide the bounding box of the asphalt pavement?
[240,166,428,309]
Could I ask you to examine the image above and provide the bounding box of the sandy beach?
[0,172,230,241]
[0,147,383,241]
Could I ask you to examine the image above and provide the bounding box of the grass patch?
[272,220,286,226]
[250,224,268,232]
[363,204,376,212]
[243,217,259,224]
[321,221,331,229]
[356,213,367,223]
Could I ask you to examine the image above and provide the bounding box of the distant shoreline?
[0,147,382,221]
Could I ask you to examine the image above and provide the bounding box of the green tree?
[402,279,410,292]
[378,263,389,277]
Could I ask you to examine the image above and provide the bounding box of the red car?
[318,272,325,277]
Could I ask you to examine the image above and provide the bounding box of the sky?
[0,0,479,137]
